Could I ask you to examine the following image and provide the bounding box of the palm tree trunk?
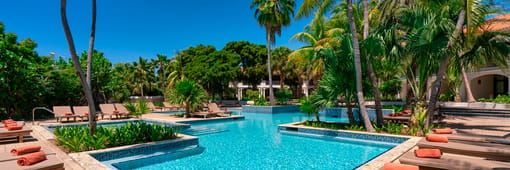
[346,94,355,124]
[86,0,97,132]
[461,64,476,102]
[362,0,383,125]
[425,10,466,127]
[404,60,417,109]
[60,0,97,134]
[265,30,275,106]
[280,70,284,90]
[347,0,375,132]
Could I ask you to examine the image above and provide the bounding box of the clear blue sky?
[0,0,311,63]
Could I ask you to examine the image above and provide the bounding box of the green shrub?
[124,100,151,118]
[254,97,269,106]
[275,89,292,104]
[246,89,259,101]
[54,122,180,152]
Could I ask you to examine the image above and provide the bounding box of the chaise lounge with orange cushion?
[52,106,80,122]
[399,149,510,170]
[113,103,131,118]
[416,138,510,161]
[0,144,64,170]
[99,104,125,120]
[428,128,510,145]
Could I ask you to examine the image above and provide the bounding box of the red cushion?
[414,149,442,158]
[426,134,448,143]
[113,110,120,113]
[64,112,73,116]
[7,126,23,131]
[432,128,453,134]
[84,113,89,116]
[383,163,419,170]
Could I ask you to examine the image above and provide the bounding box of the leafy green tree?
[270,46,292,89]
[223,41,267,89]
[167,79,208,118]
[80,51,112,104]
[131,57,154,96]
[251,0,296,106]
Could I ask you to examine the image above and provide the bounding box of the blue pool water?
[109,112,402,169]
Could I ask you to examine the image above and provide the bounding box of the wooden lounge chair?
[52,106,79,122]
[417,138,510,161]
[208,103,232,117]
[0,145,63,170]
[148,102,165,111]
[99,104,124,120]
[72,106,92,121]
[114,103,131,118]
[190,111,217,118]
[399,149,510,170]
[429,131,510,145]
[163,102,180,111]
[0,127,32,143]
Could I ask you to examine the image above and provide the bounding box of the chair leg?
[19,136,24,143]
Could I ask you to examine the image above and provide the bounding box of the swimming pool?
[101,112,406,169]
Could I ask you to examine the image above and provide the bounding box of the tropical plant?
[299,97,320,121]
[275,88,293,104]
[124,100,151,118]
[167,79,208,118]
[246,89,260,101]
[54,122,179,152]
[251,0,296,106]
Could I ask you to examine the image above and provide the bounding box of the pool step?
[181,126,228,136]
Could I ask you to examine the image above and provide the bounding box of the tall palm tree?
[346,0,375,132]
[251,0,295,106]
[60,0,97,134]
[131,57,153,96]
[86,0,96,87]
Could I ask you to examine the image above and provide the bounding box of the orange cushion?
[17,151,47,166]
[426,134,448,143]
[403,110,412,114]
[7,126,23,131]
[414,149,442,158]
[11,145,41,156]
[2,119,15,124]
[113,110,120,113]
[5,123,18,127]
[64,112,73,116]
[84,113,89,116]
[383,163,419,170]
[432,128,453,134]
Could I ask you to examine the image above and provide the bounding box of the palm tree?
[271,47,292,89]
[60,0,97,134]
[346,0,375,132]
[251,0,295,106]
[131,57,153,96]
[167,79,208,118]
[152,54,168,96]
[86,0,96,87]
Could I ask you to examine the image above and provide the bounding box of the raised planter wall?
[322,108,394,121]
[242,105,300,113]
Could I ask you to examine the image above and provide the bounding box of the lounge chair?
[417,138,510,161]
[429,131,510,145]
[208,103,232,117]
[114,103,131,118]
[399,149,510,170]
[99,104,124,120]
[148,102,164,111]
[52,106,79,122]
[163,102,180,111]
[0,145,64,170]
[72,106,91,121]
[190,111,217,118]
[0,127,32,143]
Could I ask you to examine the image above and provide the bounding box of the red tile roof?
[482,13,510,32]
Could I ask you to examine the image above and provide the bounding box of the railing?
[32,107,56,125]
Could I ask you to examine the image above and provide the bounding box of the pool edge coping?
[278,122,421,170]
[68,134,197,170]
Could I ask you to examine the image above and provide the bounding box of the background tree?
[251,0,295,106]
[270,46,292,89]
[223,41,267,89]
